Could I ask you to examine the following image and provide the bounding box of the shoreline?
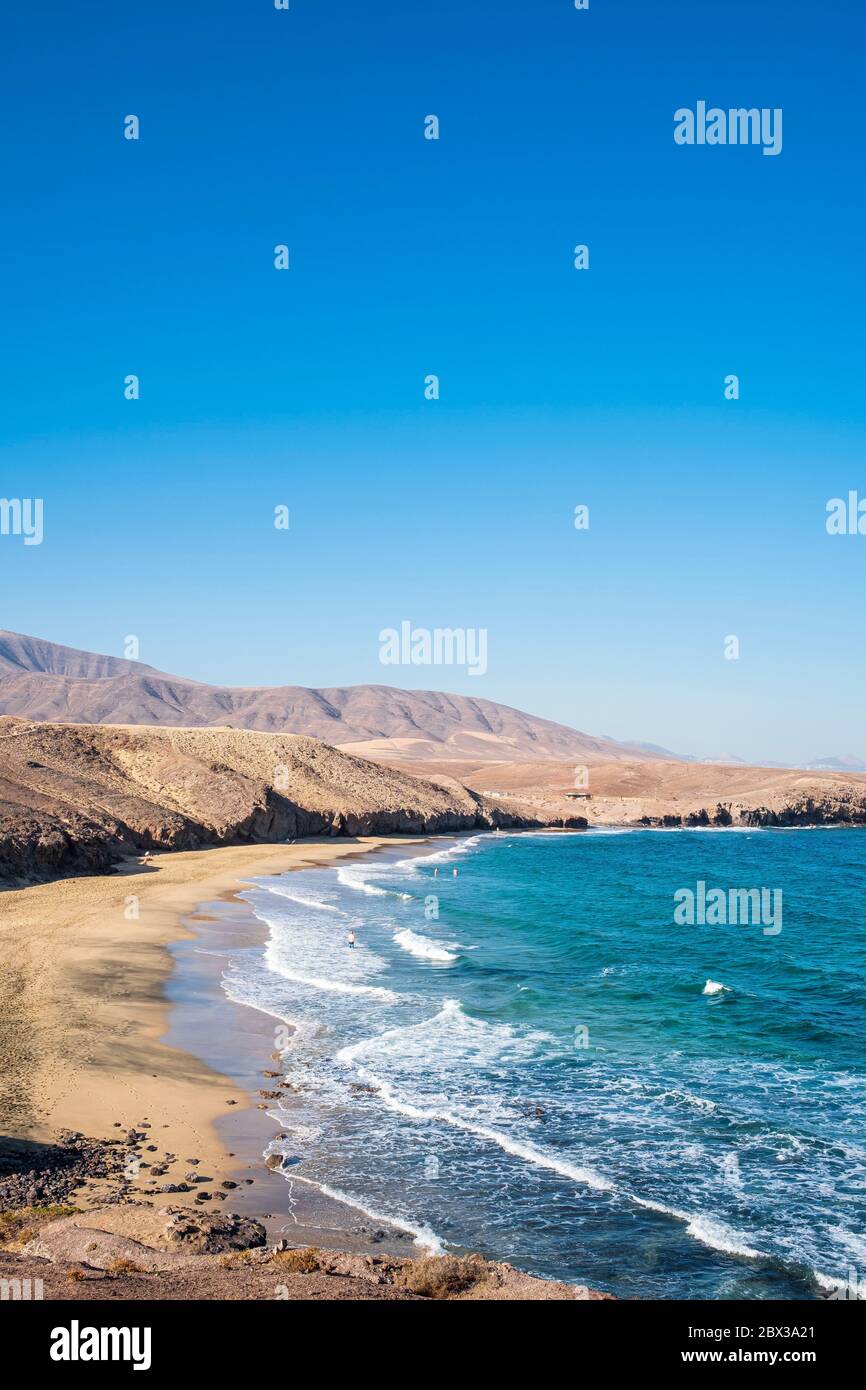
[0,830,614,1301]
[0,836,435,1221]
[164,838,453,1256]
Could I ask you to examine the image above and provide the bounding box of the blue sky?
[1,0,864,763]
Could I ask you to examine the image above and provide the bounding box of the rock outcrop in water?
[0,718,586,884]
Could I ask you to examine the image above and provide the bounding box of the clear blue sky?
[1,1,864,763]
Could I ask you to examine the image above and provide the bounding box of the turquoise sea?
[222,828,866,1299]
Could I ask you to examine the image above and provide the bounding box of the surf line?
[332,1047,791,1276]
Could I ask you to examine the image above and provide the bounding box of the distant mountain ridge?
[0,630,669,765]
[802,754,866,773]
[0,631,169,681]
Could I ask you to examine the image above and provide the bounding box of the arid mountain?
[0,631,670,764]
[0,718,587,884]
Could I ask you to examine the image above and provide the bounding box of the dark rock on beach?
[0,1132,127,1212]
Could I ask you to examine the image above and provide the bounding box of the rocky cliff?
[0,718,586,885]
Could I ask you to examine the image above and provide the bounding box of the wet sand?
[0,837,428,1214]
[163,835,455,1252]
[165,895,425,1255]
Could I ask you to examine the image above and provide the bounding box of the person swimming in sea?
[348,931,356,948]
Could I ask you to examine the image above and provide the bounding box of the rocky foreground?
[0,718,586,884]
[0,1134,608,1302]
[0,1212,609,1301]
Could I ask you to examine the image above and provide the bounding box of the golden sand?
[0,837,419,1204]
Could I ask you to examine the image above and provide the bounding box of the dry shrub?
[0,1205,78,1249]
[270,1245,325,1274]
[66,1267,86,1283]
[218,1248,259,1269]
[107,1257,145,1275]
[397,1254,489,1300]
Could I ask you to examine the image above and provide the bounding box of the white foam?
[813,1268,866,1299]
[246,884,398,1004]
[335,1002,610,1194]
[229,844,856,1296]
[633,1197,765,1260]
[394,928,457,964]
[685,1215,764,1260]
[654,1088,717,1113]
[262,885,345,913]
[287,1174,446,1254]
[346,1062,614,1193]
[419,835,486,865]
[337,998,553,1069]
[336,866,389,895]
[263,963,398,1001]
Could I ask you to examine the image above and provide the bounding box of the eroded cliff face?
[0,720,586,884]
[635,796,866,829]
[737,798,866,826]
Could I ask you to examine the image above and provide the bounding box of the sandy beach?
[0,836,425,1209]
[0,833,614,1300]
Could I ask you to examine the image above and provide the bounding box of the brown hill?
[0,631,671,764]
[429,757,866,828]
[0,718,586,884]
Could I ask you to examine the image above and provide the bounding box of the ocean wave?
[287,1174,445,1254]
[261,962,399,1001]
[813,1272,866,1299]
[633,1197,766,1260]
[393,928,458,964]
[653,1088,717,1113]
[684,1215,765,1261]
[336,866,389,896]
[335,1002,609,1192]
[337,998,554,1068]
[417,835,486,866]
[259,885,346,913]
[342,1059,615,1193]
